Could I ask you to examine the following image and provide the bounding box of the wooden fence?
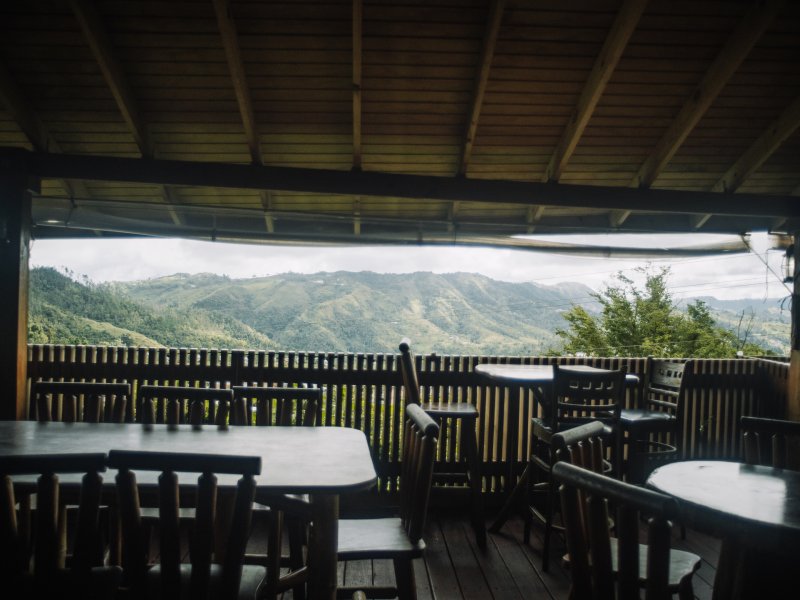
[27,345,788,501]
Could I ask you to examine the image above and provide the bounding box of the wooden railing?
[27,345,788,500]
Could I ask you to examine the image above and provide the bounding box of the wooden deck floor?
[262,508,721,600]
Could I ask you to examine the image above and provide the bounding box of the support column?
[788,233,800,421]
[0,152,32,420]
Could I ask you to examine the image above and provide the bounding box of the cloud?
[29,232,788,302]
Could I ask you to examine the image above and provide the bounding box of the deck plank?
[256,507,721,599]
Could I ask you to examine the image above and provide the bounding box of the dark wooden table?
[474,363,638,533]
[0,420,378,600]
[647,460,800,600]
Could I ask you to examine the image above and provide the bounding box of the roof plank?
[631,0,783,188]
[544,0,647,183]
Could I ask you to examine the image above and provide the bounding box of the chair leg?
[462,422,486,549]
[678,576,694,600]
[541,464,555,572]
[261,508,283,600]
[287,514,307,600]
[393,558,417,600]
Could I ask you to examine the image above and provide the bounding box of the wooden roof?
[1,0,800,248]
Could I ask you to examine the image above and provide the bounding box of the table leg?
[714,536,795,600]
[307,493,339,600]
[489,459,532,533]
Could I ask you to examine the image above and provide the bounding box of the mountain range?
[28,267,791,356]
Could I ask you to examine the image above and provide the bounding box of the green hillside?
[114,271,581,354]
[28,267,790,356]
[29,267,272,349]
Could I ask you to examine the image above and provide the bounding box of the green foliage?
[555,267,775,358]
[28,266,786,357]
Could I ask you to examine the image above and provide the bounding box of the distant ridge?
[28,268,790,355]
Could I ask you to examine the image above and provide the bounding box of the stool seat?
[421,402,479,418]
[619,408,676,426]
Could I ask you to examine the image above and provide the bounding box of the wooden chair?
[231,385,321,600]
[30,380,131,423]
[618,359,691,484]
[0,453,122,599]
[136,384,233,426]
[109,449,264,600]
[231,385,319,427]
[28,381,131,566]
[741,416,800,469]
[398,338,485,548]
[553,460,696,600]
[528,364,626,571]
[336,404,439,600]
[553,423,701,600]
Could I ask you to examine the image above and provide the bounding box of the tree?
[555,267,773,358]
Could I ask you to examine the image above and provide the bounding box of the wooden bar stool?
[398,338,486,549]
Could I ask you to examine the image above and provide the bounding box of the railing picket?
[24,345,787,498]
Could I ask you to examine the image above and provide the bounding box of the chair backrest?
[741,416,800,469]
[0,453,119,597]
[398,338,422,405]
[230,386,320,426]
[108,449,261,600]
[553,461,678,600]
[642,359,691,417]
[552,365,626,431]
[552,420,608,475]
[137,385,233,426]
[30,381,131,423]
[400,404,439,544]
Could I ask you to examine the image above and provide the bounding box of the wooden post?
[789,234,800,420]
[0,151,32,420]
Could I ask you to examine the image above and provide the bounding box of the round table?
[647,460,800,599]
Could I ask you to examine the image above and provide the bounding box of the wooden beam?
[71,0,184,224]
[631,0,783,188]
[544,0,646,183]
[161,185,185,226]
[16,149,800,220]
[0,61,51,153]
[354,197,361,235]
[0,155,32,419]
[712,95,800,193]
[690,214,712,230]
[70,0,152,158]
[526,205,545,233]
[260,190,275,233]
[459,0,504,176]
[0,59,90,201]
[352,0,363,170]
[610,210,631,228]
[212,0,262,165]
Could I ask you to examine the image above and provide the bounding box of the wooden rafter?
[70,0,151,157]
[213,0,262,166]
[260,190,275,233]
[609,210,631,228]
[526,205,545,233]
[0,59,89,200]
[712,95,800,193]
[544,0,647,184]
[352,0,363,170]
[20,149,800,221]
[631,0,783,189]
[70,0,182,225]
[458,0,504,177]
[690,214,712,230]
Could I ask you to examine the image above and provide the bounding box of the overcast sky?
[29,232,791,304]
